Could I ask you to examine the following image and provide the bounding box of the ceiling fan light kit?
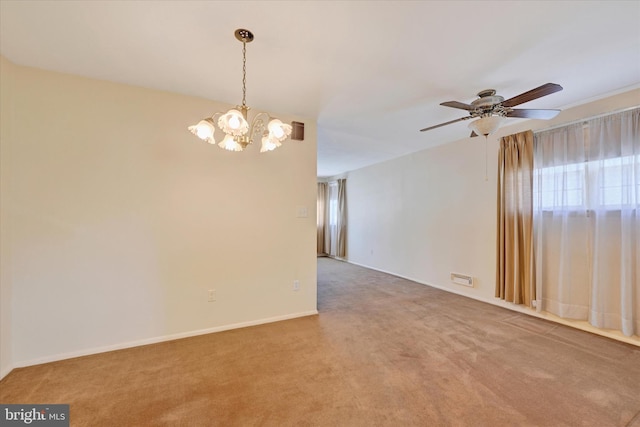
[188,29,292,153]
[420,83,563,137]
[468,115,505,137]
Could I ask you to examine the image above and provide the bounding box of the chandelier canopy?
[188,29,292,153]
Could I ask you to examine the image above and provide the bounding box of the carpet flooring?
[1,257,639,426]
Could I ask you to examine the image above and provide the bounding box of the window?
[534,156,638,210]
[597,155,639,207]
[328,182,338,227]
[534,162,585,210]
[534,119,639,211]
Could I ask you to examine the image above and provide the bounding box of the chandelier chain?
[241,42,247,108]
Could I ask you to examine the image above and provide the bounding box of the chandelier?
[188,29,292,152]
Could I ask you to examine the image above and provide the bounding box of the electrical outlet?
[208,289,216,302]
[293,280,300,291]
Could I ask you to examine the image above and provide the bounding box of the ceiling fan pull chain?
[485,135,488,182]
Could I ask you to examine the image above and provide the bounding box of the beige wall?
[0,57,318,373]
[1,56,15,378]
[345,88,640,342]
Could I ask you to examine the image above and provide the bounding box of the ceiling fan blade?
[507,109,561,119]
[440,101,474,111]
[502,83,563,107]
[420,116,471,132]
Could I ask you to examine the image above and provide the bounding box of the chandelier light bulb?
[261,135,281,152]
[219,109,249,136]
[196,125,212,140]
[270,121,284,138]
[188,120,215,143]
[228,115,241,129]
[219,134,243,152]
[267,119,292,142]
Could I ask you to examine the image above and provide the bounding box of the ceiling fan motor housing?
[471,90,505,109]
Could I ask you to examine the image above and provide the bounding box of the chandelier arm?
[250,112,271,139]
[210,112,223,132]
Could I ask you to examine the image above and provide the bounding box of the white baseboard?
[346,260,640,347]
[11,310,319,372]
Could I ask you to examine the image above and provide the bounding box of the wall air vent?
[291,121,305,141]
[451,273,474,287]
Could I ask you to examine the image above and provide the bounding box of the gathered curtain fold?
[496,130,535,307]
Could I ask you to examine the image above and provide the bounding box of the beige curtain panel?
[496,130,535,306]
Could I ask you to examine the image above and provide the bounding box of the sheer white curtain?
[317,182,327,255]
[534,108,639,336]
[325,179,346,258]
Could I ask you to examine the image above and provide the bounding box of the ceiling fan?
[420,83,563,137]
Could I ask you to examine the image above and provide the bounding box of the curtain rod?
[534,105,639,134]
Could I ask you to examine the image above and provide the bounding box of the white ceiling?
[1,1,639,177]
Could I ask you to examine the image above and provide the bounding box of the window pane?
[534,162,586,210]
[593,155,638,207]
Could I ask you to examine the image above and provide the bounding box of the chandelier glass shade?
[188,29,292,152]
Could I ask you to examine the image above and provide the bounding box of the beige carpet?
[2,257,639,426]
